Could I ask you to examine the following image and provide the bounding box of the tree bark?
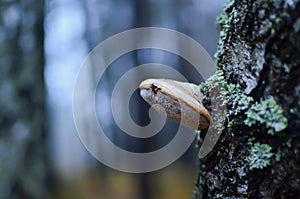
[194,0,300,198]
[0,1,46,198]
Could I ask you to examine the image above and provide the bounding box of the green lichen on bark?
[247,143,273,170]
[215,0,235,59]
[245,98,288,135]
[199,69,253,126]
[224,83,253,116]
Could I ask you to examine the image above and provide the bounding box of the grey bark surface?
[0,1,46,198]
[194,0,300,198]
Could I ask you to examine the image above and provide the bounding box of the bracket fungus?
[139,78,211,130]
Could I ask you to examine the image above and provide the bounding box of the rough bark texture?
[194,0,300,198]
[0,1,46,198]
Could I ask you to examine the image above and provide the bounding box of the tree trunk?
[0,1,46,198]
[194,0,300,198]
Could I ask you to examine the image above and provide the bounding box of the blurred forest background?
[0,0,225,198]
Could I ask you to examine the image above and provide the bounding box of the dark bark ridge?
[194,0,300,198]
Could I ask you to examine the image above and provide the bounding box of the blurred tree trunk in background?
[133,1,153,199]
[133,0,153,199]
[0,1,46,198]
[194,0,300,198]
